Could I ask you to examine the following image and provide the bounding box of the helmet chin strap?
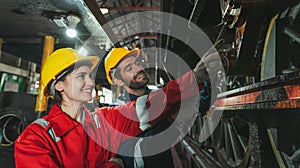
[49,80,56,97]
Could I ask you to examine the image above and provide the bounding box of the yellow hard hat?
[104,48,140,84]
[41,48,100,97]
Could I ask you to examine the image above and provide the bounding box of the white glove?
[109,157,125,168]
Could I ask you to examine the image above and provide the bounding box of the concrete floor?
[0,148,15,168]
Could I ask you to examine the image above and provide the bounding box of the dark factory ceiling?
[0,0,296,87]
[0,0,221,86]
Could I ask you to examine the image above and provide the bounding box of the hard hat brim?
[44,55,100,97]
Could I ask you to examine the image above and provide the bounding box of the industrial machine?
[174,0,300,167]
[0,0,299,167]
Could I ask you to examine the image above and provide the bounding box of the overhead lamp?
[100,8,109,15]
[66,14,80,38]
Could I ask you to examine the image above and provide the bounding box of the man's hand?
[193,39,225,83]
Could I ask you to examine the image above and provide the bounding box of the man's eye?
[125,67,132,72]
[135,61,141,66]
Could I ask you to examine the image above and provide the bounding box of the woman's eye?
[78,74,85,79]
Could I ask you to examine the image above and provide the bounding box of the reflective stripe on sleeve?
[134,138,144,168]
[33,118,50,128]
[92,114,101,128]
[33,118,61,143]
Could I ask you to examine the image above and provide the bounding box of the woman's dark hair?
[52,60,93,103]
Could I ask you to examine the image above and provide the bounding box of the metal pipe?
[0,127,2,147]
[0,38,3,60]
[283,27,300,45]
[290,149,300,162]
[188,0,208,26]
[267,129,286,168]
[84,0,120,47]
[98,6,160,11]
[35,36,54,113]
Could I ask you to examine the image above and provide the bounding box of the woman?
[14,48,209,167]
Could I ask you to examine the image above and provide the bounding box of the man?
[104,48,175,168]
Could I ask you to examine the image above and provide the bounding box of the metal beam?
[84,0,120,47]
[115,35,158,39]
[99,6,160,10]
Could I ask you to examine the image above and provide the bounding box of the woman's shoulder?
[15,118,51,144]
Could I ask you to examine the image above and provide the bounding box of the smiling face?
[113,56,149,90]
[55,65,95,104]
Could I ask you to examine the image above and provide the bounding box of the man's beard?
[125,70,149,89]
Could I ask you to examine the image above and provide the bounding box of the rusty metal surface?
[218,71,300,98]
[216,71,300,110]
[215,100,300,110]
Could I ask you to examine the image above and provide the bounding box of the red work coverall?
[14,71,202,168]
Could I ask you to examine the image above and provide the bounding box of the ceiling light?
[66,14,80,38]
[100,8,109,15]
[66,28,77,38]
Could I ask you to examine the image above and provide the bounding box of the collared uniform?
[14,71,202,168]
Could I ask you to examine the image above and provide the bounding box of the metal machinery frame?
[176,0,300,167]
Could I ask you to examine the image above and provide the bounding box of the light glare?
[79,47,88,56]
[66,28,77,38]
